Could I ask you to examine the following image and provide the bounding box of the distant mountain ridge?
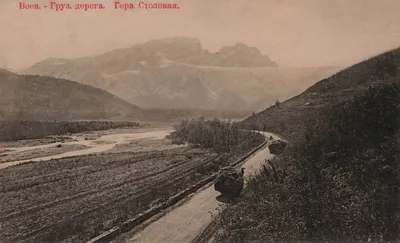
[29,37,277,72]
[25,37,340,111]
[115,37,278,67]
[0,69,143,121]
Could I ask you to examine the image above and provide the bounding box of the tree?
[275,100,281,108]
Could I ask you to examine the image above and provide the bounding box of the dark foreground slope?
[240,48,400,140]
[214,49,400,242]
[0,69,143,121]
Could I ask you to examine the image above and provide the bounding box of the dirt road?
[117,132,277,243]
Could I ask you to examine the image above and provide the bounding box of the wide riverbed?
[0,128,174,169]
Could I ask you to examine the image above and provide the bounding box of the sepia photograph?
[0,0,399,242]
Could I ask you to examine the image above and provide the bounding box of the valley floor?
[0,127,260,242]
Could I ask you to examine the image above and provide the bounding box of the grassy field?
[0,148,215,242]
[0,120,140,141]
[0,144,89,163]
[1,135,77,148]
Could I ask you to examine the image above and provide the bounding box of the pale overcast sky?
[0,0,400,70]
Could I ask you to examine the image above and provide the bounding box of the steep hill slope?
[25,37,340,111]
[0,69,143,120]
[240,48,400,139]
[216,48,400,243]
